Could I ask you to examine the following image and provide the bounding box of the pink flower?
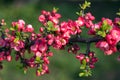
[35,51,42,57]
[43,57,49,64]
[0,38,5,46]
[13,40,24,51]
[17,19,25,31]
[76,17,84,27]
[38,40,47,53]
[12,19,25,31]
[104,50,113,55]
[85,12,95,20]
[67,20,81,35]
[49,16,59,24]
[102,18,113,26]
[96,41,109,51]
[30,44,39,52]
[106,28,120,45]
[26,24,34,32]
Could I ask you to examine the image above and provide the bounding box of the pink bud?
[88,52,94,58]
[38,15,45,22]
[89,64,95,69]
[85,57,90,63]
[76,53,85,61]
[39,27,44,33]
[6,55,12,62]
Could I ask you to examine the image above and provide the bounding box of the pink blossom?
[25,24,34,32]
[38,41,47,53]
[85,12,95,20]
[30,44,39,52]
[76,17,84,27]
[35,51,42,57]
[96,41,109,51]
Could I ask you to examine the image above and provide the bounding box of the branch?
[69,36,104,43]
[69,36,104,55]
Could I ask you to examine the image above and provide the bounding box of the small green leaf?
[118,22,120,25]
[76,12,80,16]
[80,59,86,69]
[46,21,57,32]
[16,32,21,36]
[37,64,42,72]
[14,37,19,43]
[35,56,40,61]
[53,7,59,12]
[101,31,106,37]
[79,72,85,77]
[47,21,53,27]
[80,64,86,69]
[35,56,41,63]
[10,27,15,31]
[82,59,86,65]
[97,31,106,37]
[116,12,120,16]
[116,9,120,16]
[80,0,91,10]
[24,69,27,74]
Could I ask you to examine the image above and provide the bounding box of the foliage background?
[0,0,120,80]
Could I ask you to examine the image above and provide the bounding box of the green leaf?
[79,72,85,77]
[35,56,41,63]
[53,7,59,12]
[47,21,57,32]
[35,56,40,61]
[10,27,15,31]
[116,9,120,16]
[14,37,19,43]
[80,59,86,69]
[47,21,53,27]
[80,1,91,10]
[101,31,106,37]
[37,64,42,72]
[116,12,120,16]
[24,69,27,74]
[118,22,120,26]
[97,31,106,37]
[16,32,21,37]
[82,59,86,65]
[80,64,86,69]
[76,12,80,16]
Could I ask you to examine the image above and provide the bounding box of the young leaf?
[80,59,86,69]
[10,27,15,31]
[53,7,59,12]
[14,37,19,43]
[47,21,53,28]
[79,72,85,77]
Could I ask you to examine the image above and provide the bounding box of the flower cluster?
[0,1,120,77]
[95,18,120,55]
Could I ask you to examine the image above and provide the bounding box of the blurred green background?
[0,0,120,80]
